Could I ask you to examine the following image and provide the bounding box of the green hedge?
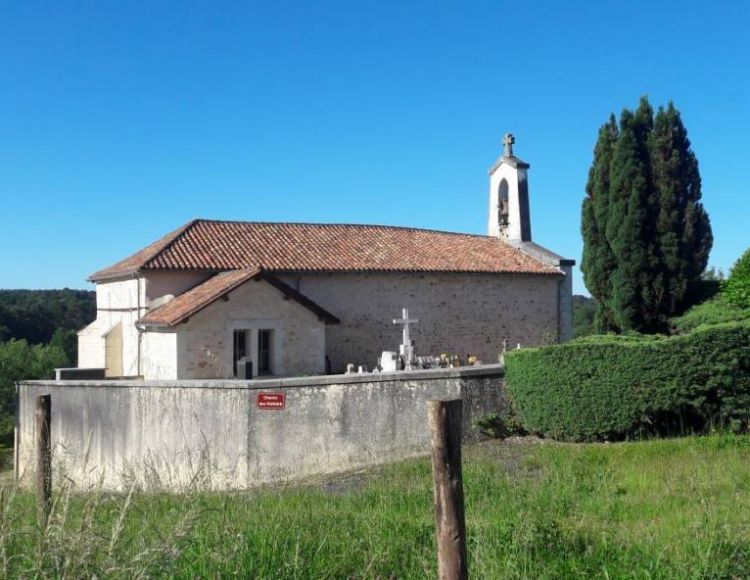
[671,298,750,334]
[724,247,750,307]
[505,322,750,441]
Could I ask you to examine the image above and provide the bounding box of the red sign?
[257,392,285,410]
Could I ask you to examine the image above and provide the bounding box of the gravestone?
[499,339,509,367]
[380,351,400,372]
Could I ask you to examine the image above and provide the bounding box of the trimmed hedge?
[505,322,750,441]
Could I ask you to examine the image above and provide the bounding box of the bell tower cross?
[488,133,532,241]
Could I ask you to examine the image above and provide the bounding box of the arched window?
[498,179,509,225]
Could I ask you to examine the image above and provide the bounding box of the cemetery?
[17,305,507,491]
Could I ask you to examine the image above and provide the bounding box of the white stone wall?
[141,331,178,380]
[77,320,105,368]
[80,273,216,378]
[17,367,505,491]
[78,277,146,376]
[175,278,327,379]
[277,272,560,372]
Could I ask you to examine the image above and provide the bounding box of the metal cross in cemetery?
[393,308,419,370]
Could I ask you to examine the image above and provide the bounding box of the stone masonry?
[277,271,560,372]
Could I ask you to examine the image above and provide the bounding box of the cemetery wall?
[16,365,505,492]
[277,271,561,373]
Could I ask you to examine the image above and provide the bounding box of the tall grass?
[2,435,750,578]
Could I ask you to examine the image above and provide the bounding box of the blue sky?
[1,1,748,293]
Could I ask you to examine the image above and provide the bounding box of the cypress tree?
[580,97,712,333]
[649,102,712,316]
[581,115,618,331]
[607,101,654,331]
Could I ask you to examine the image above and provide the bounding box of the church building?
[77,136,574,379]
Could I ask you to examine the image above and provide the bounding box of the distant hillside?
[572,295,597,338]
[0,289,95,346]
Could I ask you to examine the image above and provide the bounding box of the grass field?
[2,434,750,578]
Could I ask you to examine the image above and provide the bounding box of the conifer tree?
[649,102,713,316]
[580,97,712,333]
[581,115,618,331]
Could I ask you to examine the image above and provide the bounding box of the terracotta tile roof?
[90,221,194,282]
[138,268,340,327]
[90,219,561,282]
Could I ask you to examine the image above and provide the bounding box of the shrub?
[0,339,66,444]
[724,247,750,307]
[671,298,750,334]
[505,322,750,441]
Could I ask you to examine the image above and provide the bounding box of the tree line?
[0,289,95,361]
[0,289,95,446]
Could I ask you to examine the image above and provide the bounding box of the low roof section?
[89,219,563,282]
[137,268,340,328]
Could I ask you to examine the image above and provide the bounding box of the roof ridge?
[190,218,497,240]
[140,218,200,270]
[90,218,563,282]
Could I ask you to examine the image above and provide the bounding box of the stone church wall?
[174,278,327,379]
[277,272,560,373]
[140,332,178,380]
[78,278,146,377]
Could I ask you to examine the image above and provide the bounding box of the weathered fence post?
[36,394,51,527]
[428,399,468,580]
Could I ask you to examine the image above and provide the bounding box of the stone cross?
[393,308,419,370]
[503,133,515,157]
[393,307,418,346]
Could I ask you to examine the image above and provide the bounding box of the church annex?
[78,137,574,379]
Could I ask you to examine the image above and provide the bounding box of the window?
[233,328,274,378]
[233,329,248,377]
[498,178,509,226]
[257,329,273,375]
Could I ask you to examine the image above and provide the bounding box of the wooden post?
[36,394,51,527]
[428,399,468,580]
